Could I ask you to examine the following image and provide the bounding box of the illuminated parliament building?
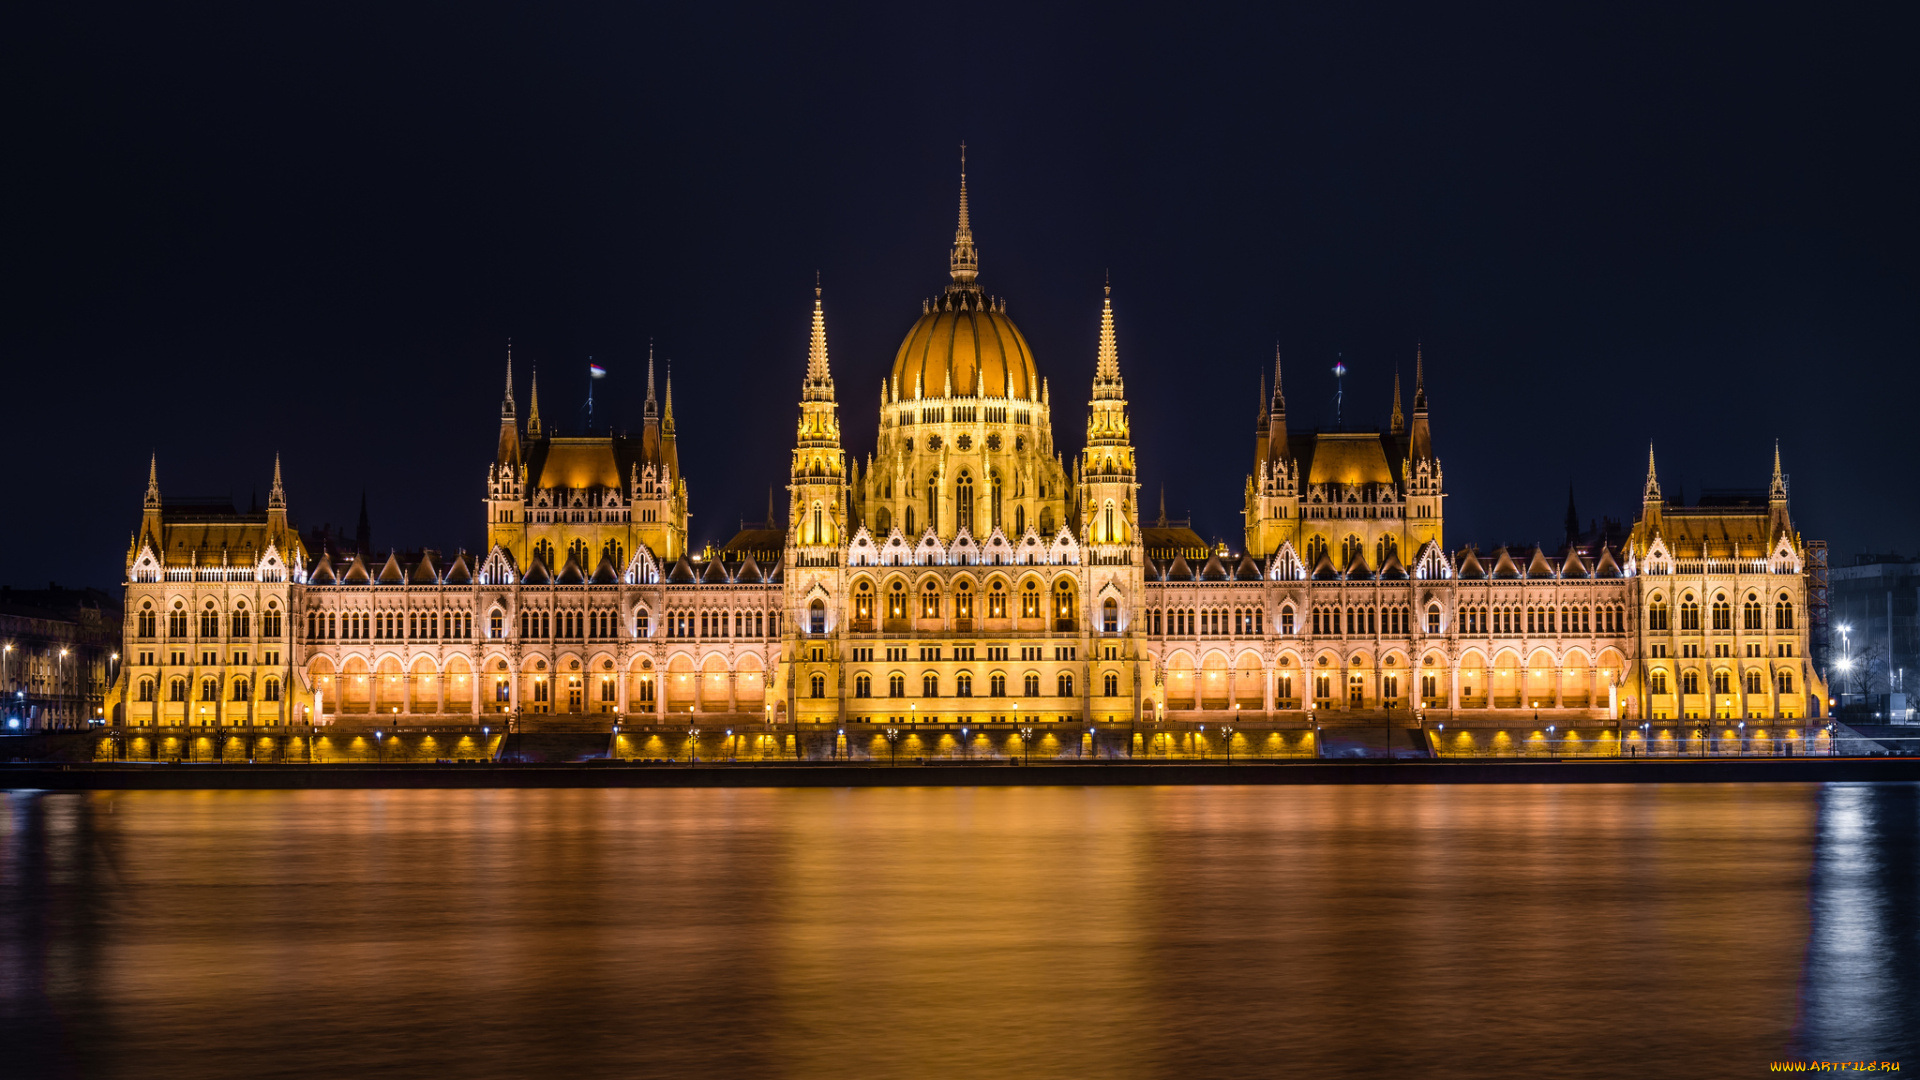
[108,164,1831,759]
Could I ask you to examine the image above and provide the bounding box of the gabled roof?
[1526,548,1557,578]
[1490,548,1521,580]
[1379,550,1408,580]
[1594,546,1623,578]
[1200,553,1229,581]
[1166,554,1194,582]
[701,558,728,584]
[1456,548,1486,580]
[444,552,472,585]
[343,555,372,585]
[667,556,697,584]
[1312,551,1341,581]
[522,554,553,586]
[309,553,337,584]
[556,554,586,585]
[376,552,405,584]
[1561,547,1589,578]
[411,551,440,584]
[591,550,619,585]
[1234,554,1262,581]
[736,556,763,584]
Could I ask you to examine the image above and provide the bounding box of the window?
[1651,670,1669,695]
[169,678,187,702]
[1713,670,1731,695]
[1427,605,1442,635]
[1744,595,1763,631]
[168,602,189,638]
[489,610,504,638]
[230,678,249,701]
[1744,669,1762,694]
[1776,594,1794,630]
[1054,580,1075,631]
[495,677,511,703]
[1103,672,1119,697]
[1103,597,1119,632]
[1024,672,1041,696]
[888,581,908,621]
[1276,673,1294,703]
[635,607,650,637]
[200,678,219,701]
[137,603,156,638]
[927,475,940,534]
[1680,594,1700,631]
[988,580,1007,619]
[1711,594,1731,631]
[810,673,826,699]
[810,598,826,635]
[1057,673,1074,697]
[990,472,1003,529]
[956,472,974,533]
[855,674,872,698]
[889,673,906,698]
[200,603,219,638]
[957,672,973,697]
[854,581,874,627]
[137,678,155,702]
[1777,669,1794,693]
[1681,670,1700,695]
[922,582,940,619]
[1022,580,1041,618]
[923,673,940,697]
[1648,596,1669,632]
[1280,605,1295,635]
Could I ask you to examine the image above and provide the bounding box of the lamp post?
[375,729,384,765]
[1019,726,1034,766]
[2,642,11,730]
[58,648,69,729]
[687,726,700,764]
[885,726,901,766]
[1220,724,1234,764]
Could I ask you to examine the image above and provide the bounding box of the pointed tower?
[1245,346,1300,557]
[1563,484,1579,550]
[790,280,849,557]
[141,453,163,551]
[1402,344,1444,551]
[526,364,543,439]
[1768,440,1791,538]
[950,142,979,285]
[1078,282,1139,548]
[355,490,371,556]
[1390,368,1405,435]
[267,453,289,548]
[487,344,528,560]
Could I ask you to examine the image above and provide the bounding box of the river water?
[2,783,1915,1078]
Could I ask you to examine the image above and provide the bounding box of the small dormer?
[1456,548,1486,580]
[343,555,372,585]
[1268,540,1304,582]
[1490,549,1522,580]
[444,553,473,585]
[377,552,406,585]
[1561,547,1589,578]
[1594,546,1623,579]
[1526,548,1557,579]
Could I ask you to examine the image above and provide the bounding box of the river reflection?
[0,783,1913,1078]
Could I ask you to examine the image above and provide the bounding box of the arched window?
[1053,580,1075,631]
[169,601,188,638]
[137,678,155,702]
[1744,669,1763,694]
[263,679,280,702]
[1681,670,1700,695]
[810,673,826,699]
[811,502,826,545]
[1777,669,1794,694]
[1024,672,1040,696]
[1022,580,1041,619]
[634,607,650,637]
[990,672,1006,696]
[200,601,219,638]
[1711,593,1731,631]
[1014,504,1025,535]
[906,506,916,535]
[1103,672,1119,696]
[169,677,187,701]
[990,472,1003,530]
[137,601,156,639]
[854,580,874,628]
[1280,604,1295,635]
[956,672,973,697]
[956,472,974,533]
[1102,500,1118,543]
[888,580,907,620]
[1648,595,1669,632]
[923,672,940,697]
[231,679,250,702]
[1427,604,1442,635]
[1679,593,1700,631]
[921,581,940,619]
[1713,669,1731,695]
[1057,672,1075,697]
[954,579,973,620]
[809,598,826,635]
[855,673,872,698]
[1744,593,1763,631]
[875,505,893,534]
[1650,669,1669,695]
[1775,593,1795,630]
[888,673,905,698]
[489,609,504,638]
[200,678,219,701]
[927,475,940,534]
[1102,597,1119,632]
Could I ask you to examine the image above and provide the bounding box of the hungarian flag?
[588,363,606,378]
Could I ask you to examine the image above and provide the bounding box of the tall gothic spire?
[644,341,658,419]
[1092,281,1123,397]
[949,142,979,285]
[1770,439,1789,499]
[501,341,517,417]
[145,453,160,509]
[1390,367,1405,435]
[1408,345,1433,463]
[663,362,676,432]
[1644,442,1662,502]
[1413,344,1427,412]
[268,454,285,510]
[1271,345,1286,414]
[804,277,834,400]
[527,365,543,438]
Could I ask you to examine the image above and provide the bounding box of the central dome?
[891,297,1038,401]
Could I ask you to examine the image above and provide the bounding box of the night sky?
[7,4,1915,591]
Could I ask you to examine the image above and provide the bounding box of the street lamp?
[375,730,384,764]
[1019,726,1034,765]
[1220,724,1235,764]
[58,648,69,729]
[885,726,901,766]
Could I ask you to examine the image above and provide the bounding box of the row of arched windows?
[137,675,281,703]
[137,598,281,640]
[1649,591,1794,633]
[843,670,1106,699]
[1648,668,1794,695]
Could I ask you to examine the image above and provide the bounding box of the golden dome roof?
[891,299,1038,401]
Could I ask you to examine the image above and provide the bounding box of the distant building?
[1,584,121,730]
[1829,554,1919,715]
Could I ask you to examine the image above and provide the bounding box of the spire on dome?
[1390,367,1405,435]
[1770,439,1789,499]
[1644,442,1662,502]
[502,340,517,417]
[803,277,834,401]
[644,341,658,419]
[949,142,979,286]
[269,454,285,510]
[527,365,543,438]
[1092,281,1123,398]
[145,453,160,509]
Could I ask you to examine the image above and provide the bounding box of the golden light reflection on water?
[3,783,1911,1078]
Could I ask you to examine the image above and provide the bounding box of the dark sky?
[6,4,1915,590]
